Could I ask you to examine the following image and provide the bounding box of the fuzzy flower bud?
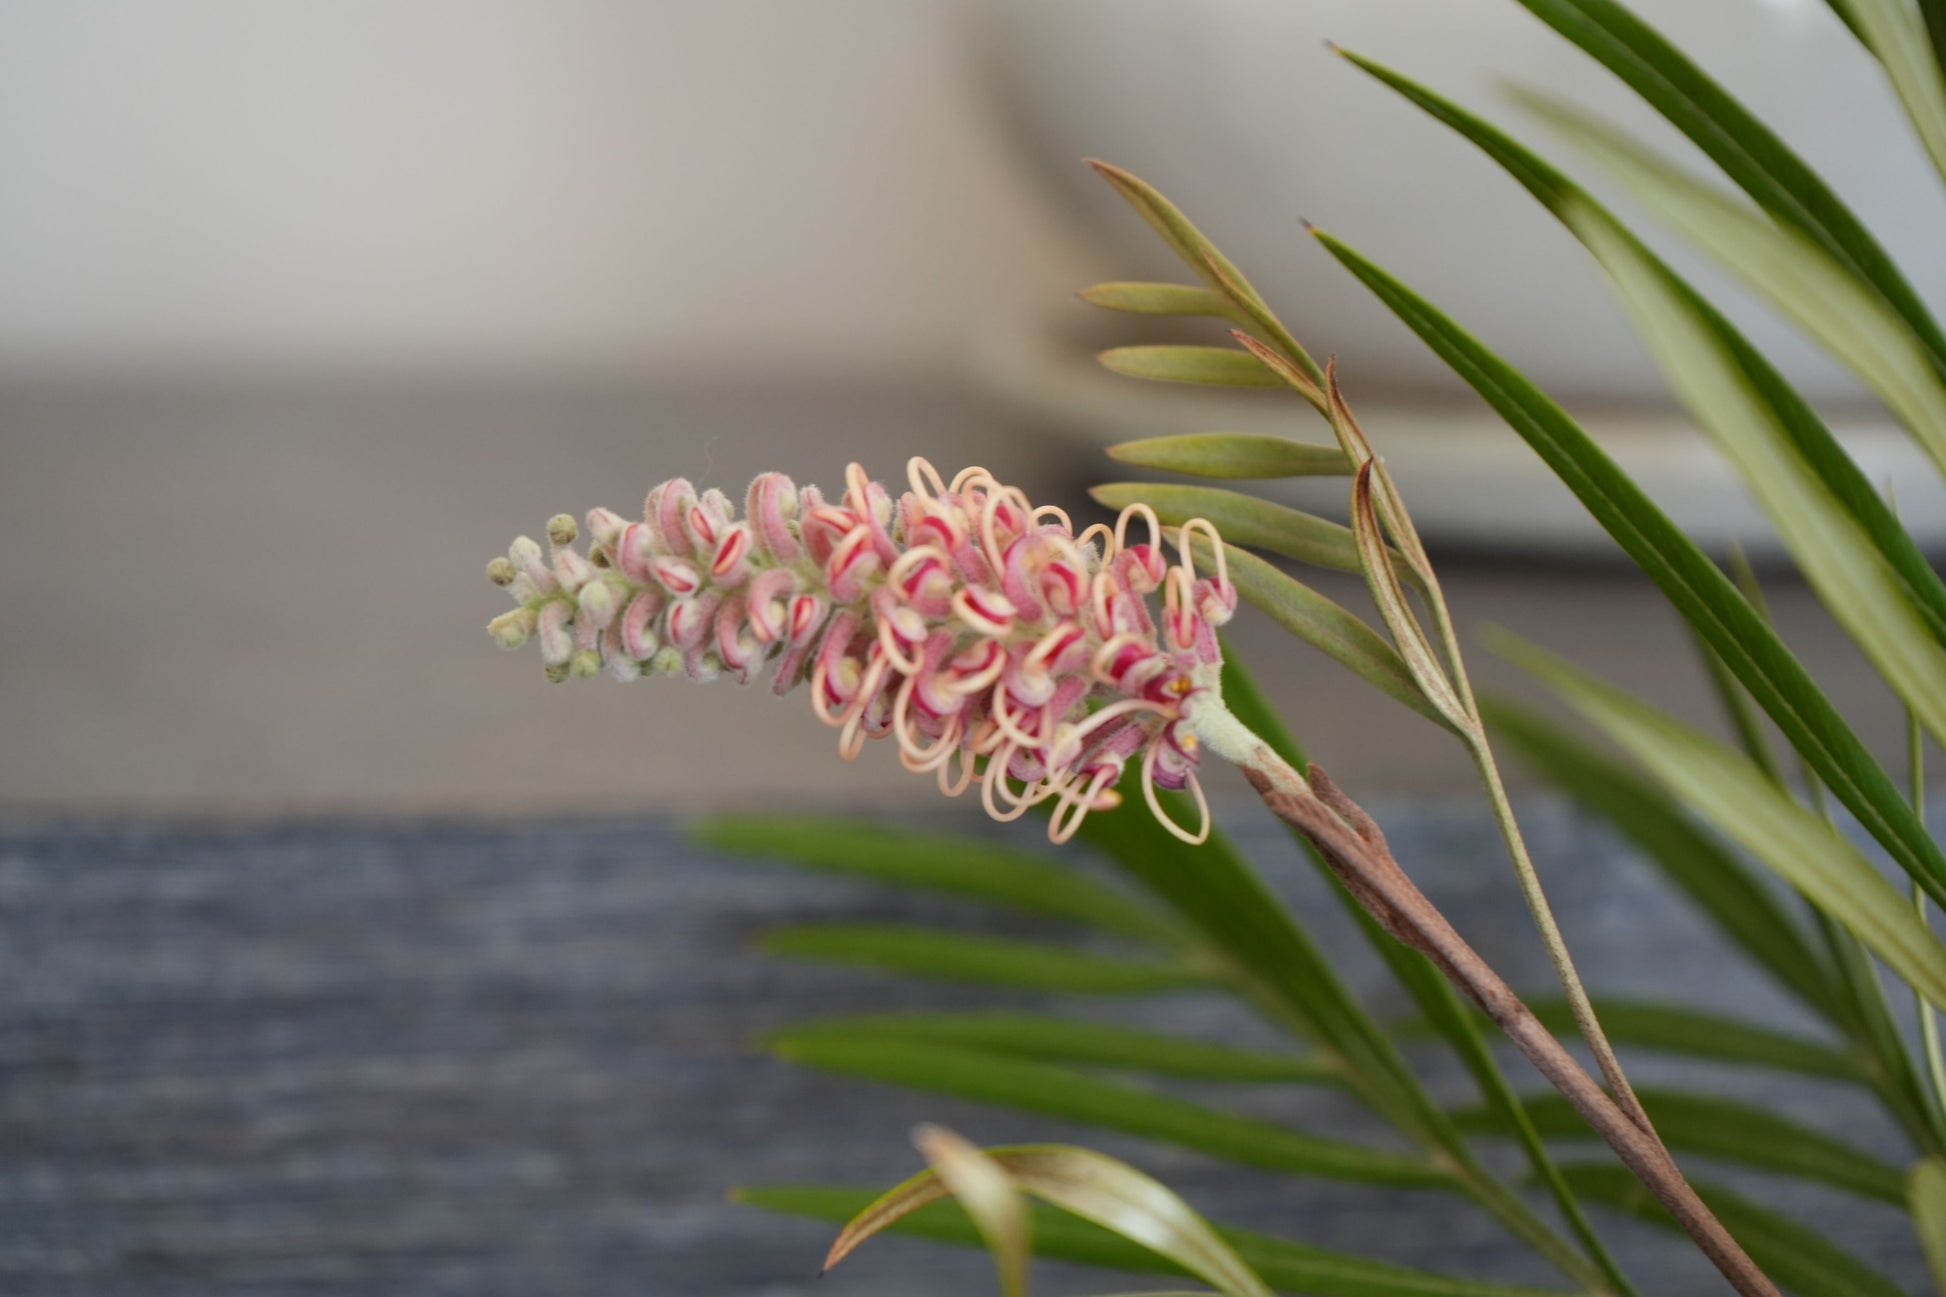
[484,457,1237,844]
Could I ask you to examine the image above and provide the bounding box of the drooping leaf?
[1092,481,1365,578]
[1500,0,1946,369]
[694,817,1184,945]
[1503,636,1946,1012]
[1557,1163,1905,1297]
[1098,345,1282,389]
[778,1012,1341,1084]
[1107,433,1351,480]
[1521,998,1863,1084]
[1841,0,1946,184]
[737,1184,1576,1297]
[1518,90,1946,478]
[758,925,1212,994]
[908,1125,1030,1297]
[769,1036,1451,1189]
[1080,281,1233,317]
[1559,195,1946,754]
[1206,542,1458,733]
[1310,215,1946,905]
[825,1143,1276,1297]
[1335,46,1946,655]
[1483,698,1839,1014]
[1459,1087,1906,1203]
[1910,1157,1946,1292]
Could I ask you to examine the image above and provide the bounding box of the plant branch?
[1193,707,1779,1297]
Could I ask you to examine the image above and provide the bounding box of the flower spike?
[487,458,1237,844]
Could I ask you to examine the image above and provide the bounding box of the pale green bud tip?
[485,556,518,587]
[546,513,578,547]
[488,608,536,648]
[570,649,601,678]
[544,660,571,683]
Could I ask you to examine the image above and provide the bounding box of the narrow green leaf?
[1459,1087,1905,1203]
[1522,998,1864,1084]
[1502,0,1946,370]
[1519,91,1946,478]
[738,1185,1577,1297]
[1310,214,1946,907]
[907,1125,1030,1297]
[1844,0,1946,183]
[1911,1157,1946,1292]
[778,1012,1340,1084]
[1106,433,1351,480]
[693,817,1183,945]
[1092,482,1363,578]
[1504,636,1946,1012]
[1483,697,1838,1014]
[1208,543,1457,733]
[1561,195,1946,753]
[1089,160,1325,388]
[1340,48,1946,650]
[1079,281,1233,317]
[769,1037,1451,1189]
[759,925,1212,994]
[1557,1163,1905,1297]
[1098,345,1282,389]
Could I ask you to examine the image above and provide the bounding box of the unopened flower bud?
[547,513,578,547]
[486,556,517,587]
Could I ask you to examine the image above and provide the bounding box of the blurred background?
[0,2,1936,1293]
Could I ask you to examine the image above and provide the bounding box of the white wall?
[0,1,1091,381]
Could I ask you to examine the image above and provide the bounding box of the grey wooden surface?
[0,802,1927,1295]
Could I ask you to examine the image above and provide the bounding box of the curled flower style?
[486,458,1237,844]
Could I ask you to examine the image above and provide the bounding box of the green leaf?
[738,1185,1577,1297]
[1557,1163,1905,1297]
[1079,281,1234,317]
[1522,998,1863,1084]
[826,1143,1276,1297]
[1843,0,1946,183]
[1503,636,1946,1013]
[693,817,1183,945]
[758,925,1213,994]
[1459,1087,1905,1203]
[1098,345,1283,389]
[1349,462,1470,731]
[1518,90,1946,478]
[1208,543,1458,733]
[1483,697,1839,1014]
[1338,48,1946,652]
[1501,0,1946,370]
[1089,160,1325,389]
[1310,212,1946,909]
[1107,432,1351,480]
[1911,1157,1946,1293]
[1559,194,1946,753]
[778,1012,1340,1084]
[768,1037,1451,1189]
[1092,482,1364,578]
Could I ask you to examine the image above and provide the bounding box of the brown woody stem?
[1232,741,1778,1297]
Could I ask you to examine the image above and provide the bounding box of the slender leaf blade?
[1522,998,1863,1083]
[780,1012,1340,1084]
[1845,0,1946,183]
[1107,433,1351,480]
[1080,281,1233,317]
[1460,1087,1906,1202]
[1505,636,1946,1012]
[759,925,1212,994]
[694,817,1182,945]
[1098,345,1282,389]
[1092,482,1362,577]
[907,1125,1030,1297]
[738,1184,1575,1297]
[768,1037,1451,1189]
[1911,1157,1946,1293]
[1558,1163,1905,1297]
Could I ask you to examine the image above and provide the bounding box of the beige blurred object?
[977,0,1946,550]
[0,0,1094,383]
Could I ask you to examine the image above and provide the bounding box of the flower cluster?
[486,458,1236,843]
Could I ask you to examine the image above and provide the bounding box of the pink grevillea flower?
[485,458,1238,844]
